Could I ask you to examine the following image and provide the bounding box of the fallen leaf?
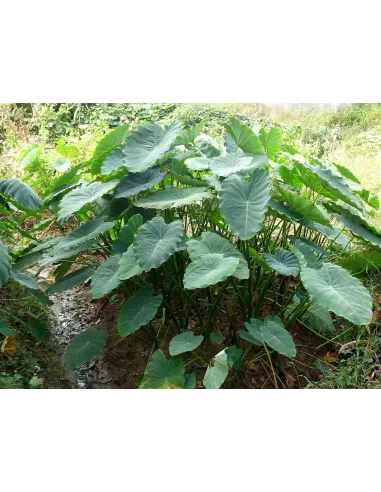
[324,352,339,364]
[285,373,296,388]
[1,336,18,356]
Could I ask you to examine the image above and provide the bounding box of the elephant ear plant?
[16,117,377,388]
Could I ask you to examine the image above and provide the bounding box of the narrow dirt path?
[48,286,114,389]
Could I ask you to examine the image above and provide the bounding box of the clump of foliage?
[1,114,380,389]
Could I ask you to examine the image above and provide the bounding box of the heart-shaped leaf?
[134,217,184,271]
[140,350,185,389]
[114,168,167,198]
[187,232,249,280]
[118,285,163,337]
[259,128,282,159]
[111,214,143,255]
[135,186,213,210]
[209,153,268,177]
[118,245,143,280]
[225,117,265,155]
[301,263,372,325]
[260,315,296,357]
[184,156,210,171]
[58,180,119,223]
[91,124,130,175]
[123,121,181,172]
[263,248,300,276]
[46,266,95,294]
[184,253,239,290]
[0,178,43,210]
[58,217,114,250]
[90,255,121,299]
[220,169,271,240]
[203,350,229,389]
[64,326,108,370]
[169,331,204,356]
[195,134,222,157]
[239,318,263,346]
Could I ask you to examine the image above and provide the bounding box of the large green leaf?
[260,315,296,357]
[39,241,93,268]
[58,217,114,250]
[268,198,304,222]
[184,156,210,171]
[140,350,185,389]
[187,232,249,280]
[58,181,119,223]
[0,321,14,337]
[134,217,185,271]
[263,248,300,277]
[118,285,163,337]
[0,240,11,287]
[123,121,180,173]
[203,350,229,389]
[239,318,263,346]
[225,117,265,155]
[294,162,366,213]
[300,263,372,325]
[277,187,331,227]
[338,251,381,276]
[220,169,271,240]
[171,159,208,187]
[118,245,143,280]
[91,124,130,175]
[135,186,212,210]
[302,302,335,336]
[286,295,335,336]
[64,326,108,370]
[333,207,381,250]
[169,331,204,356]
[0,178,43,210]
[46,266,95,294]
[184,253,239,290]
[209,153,268,177]
[10,270,39,290]
[258,128,282,159]
[28,319,47,341]
[28,289,54,306]
[101,148,124,175]
[90,255,121,299]
[334,162,360,184]
[114,168,167,198]
[195,134,222,157]
[111,214,143,255]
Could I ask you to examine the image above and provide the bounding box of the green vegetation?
[1,103,381,389]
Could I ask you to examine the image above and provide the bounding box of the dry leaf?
[285,373,296,388]
[339,341,357,354]
[1,336,18,356]
[323,352,339,364]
